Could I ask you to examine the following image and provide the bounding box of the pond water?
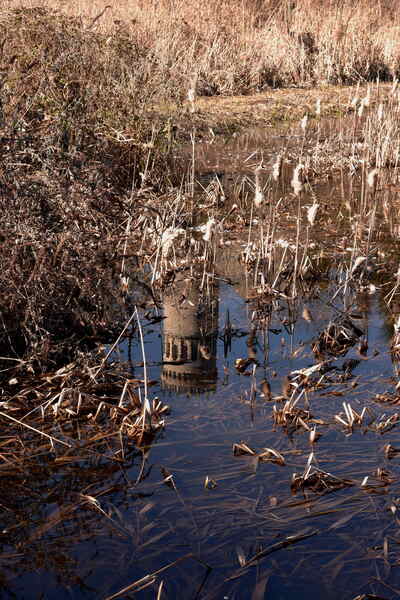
[3,117,400,600]
[107,258,400,600]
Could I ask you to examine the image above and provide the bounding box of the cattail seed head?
[291,163,305,196]
[254,164,265,208]
[161,227,185,257]
[367,168,379,192]
[306,203,319,226]
[203,217,216,242]
[364,87,371,107]
[272,154,282,182]
[187,72,198,113]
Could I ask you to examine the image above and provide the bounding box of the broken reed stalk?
[364,170,379,263]
[91,310,136,380]
[243,528,319,568]
[0,410,72,447]
[190,128,196,218]
[104,553,211,600]
[292,193,302,296]
[119,215,133,290]
[245,198,255,264]
[134,305,150,418]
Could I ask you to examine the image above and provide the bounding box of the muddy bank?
[155,82,393,135]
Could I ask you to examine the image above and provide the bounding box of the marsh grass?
[5,0,400,96]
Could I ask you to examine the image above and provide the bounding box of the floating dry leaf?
[233,442,257,456]
[258,447,285,466]
[383,443,400,459]
[233,443,285,466]
[204,476,217,489]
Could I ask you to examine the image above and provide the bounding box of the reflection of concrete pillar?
[161,276,218,394]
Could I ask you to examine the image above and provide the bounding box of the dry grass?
[3,0,400,102]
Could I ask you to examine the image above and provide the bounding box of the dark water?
[107,263,400,600]
[4,117,400,599]
[4,258,400,599]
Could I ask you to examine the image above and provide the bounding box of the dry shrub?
[0,7,166,168]
[0,8,173,366]
[374,25,400,77]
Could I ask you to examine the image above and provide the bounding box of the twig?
[86,5,112,30]
[91,310,136,380]
[104,553,211,600]
[225,528,319,582]
[0,411,72,447]
[244,529,319,567]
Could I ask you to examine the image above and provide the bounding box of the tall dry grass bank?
[3,0,400,98]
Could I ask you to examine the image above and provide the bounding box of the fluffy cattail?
[291,163,305,196]
[300,114,308,133]
[351,96,358,108]
[254,165,265,208]
[188,87,195,103]
[315,98,321,117]
[272,154,282,182]
[161,227,185,257]
[364,87,371,107]
[188,73,198,113]
[367,168,379,193]
[358,98,365,118]
[306,203,319,226]
[377,102,384,121]
[203,217,216,242]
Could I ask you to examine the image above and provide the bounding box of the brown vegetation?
[0,6,177,365]
[4,0,400,99]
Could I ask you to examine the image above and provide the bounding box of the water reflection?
[162,274,219,393]
[4,258,400,599]
[0,436,144,598]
